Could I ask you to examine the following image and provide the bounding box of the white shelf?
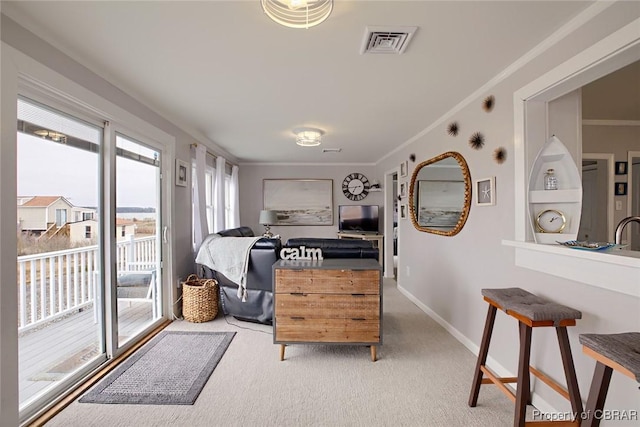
[534,232,570,245]
[529,189,582,203]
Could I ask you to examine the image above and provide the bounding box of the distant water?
[116,212,157,220]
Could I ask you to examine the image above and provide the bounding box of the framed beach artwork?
[263,179,333,225]
[475,177,496,206]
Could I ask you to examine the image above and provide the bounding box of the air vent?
[322,148,342,153]
[360,26,418,55]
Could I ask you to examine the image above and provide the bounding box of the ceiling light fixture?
[294,127,324,147]
[261,0,333,29]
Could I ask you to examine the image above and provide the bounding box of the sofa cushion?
[286,237,372,249]
[284,238,378,260]
[217,226,255,237]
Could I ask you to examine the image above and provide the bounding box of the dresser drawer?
[275,318,380,343]
[275,293,379,320]
[275,269,379,294]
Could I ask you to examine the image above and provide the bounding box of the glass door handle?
[163,226,168,244]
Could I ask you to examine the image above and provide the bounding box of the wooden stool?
[579,332,640,427]
[468,287,583,427]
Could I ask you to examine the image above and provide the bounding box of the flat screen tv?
[338,205,379,233]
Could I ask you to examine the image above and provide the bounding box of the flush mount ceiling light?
[261,0,333,29]
[294,127,324,147]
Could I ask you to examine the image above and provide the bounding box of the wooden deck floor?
[19,300,153,404]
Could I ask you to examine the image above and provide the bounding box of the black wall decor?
[483,95,495,112]
[469,132,485,150]
[493,147,507,164]
[447,122,459,136]
[615,182,627,196]
[615,161,628,175]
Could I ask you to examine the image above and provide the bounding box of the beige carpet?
[46,279,516,426]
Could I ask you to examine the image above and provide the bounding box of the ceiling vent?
[360,26,418,55]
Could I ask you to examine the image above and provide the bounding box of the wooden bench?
[579,332,640,427]
[468,287,583,427]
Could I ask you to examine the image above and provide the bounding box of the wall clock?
[535,209,567,233]
[342,173,370,201]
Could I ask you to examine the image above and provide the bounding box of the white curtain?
[213,156,226,232]
[229,164,240,228]
[192,144,208,251]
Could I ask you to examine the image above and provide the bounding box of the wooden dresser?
[273,258,382,361]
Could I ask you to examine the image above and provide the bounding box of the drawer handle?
[351,317,366,321]
[290,292,307,296]
[290,316,305,320]
[351,293,365,297]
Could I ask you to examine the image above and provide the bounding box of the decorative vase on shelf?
[544,169,558,190]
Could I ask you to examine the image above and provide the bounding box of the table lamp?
[259,210,278,237]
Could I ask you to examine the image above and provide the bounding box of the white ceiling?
[2,1,593,164]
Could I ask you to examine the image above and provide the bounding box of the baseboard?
[396,284,558,416]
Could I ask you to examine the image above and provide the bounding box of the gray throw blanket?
[195,234,262,302]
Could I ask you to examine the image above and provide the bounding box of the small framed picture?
[399,182,407,198]
[615,161,628,175]
[475,177,496,206]
[400,204,407,219]
[615,182,627,196]
[176,159,188,187]
[400,161,408,177]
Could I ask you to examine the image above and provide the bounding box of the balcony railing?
[17,235,157,333]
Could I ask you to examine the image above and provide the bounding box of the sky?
[17,133,159,209]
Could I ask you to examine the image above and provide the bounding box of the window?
[55,208,67,226]
[85,226,91,239]
[203,165,233,232]
[224,174,233,229]
[205,167,214,233]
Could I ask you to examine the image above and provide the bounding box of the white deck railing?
[17,235,157,332]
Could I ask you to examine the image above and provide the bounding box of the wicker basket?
[182,274,219,323]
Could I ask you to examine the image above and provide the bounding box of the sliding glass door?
[16,97,166,419]
[115,134,163,346]
[17,98,106,409]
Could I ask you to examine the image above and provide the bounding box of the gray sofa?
[197,226,281,324]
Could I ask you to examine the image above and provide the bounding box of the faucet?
[614,216,640,244]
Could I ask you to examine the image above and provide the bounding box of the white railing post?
[30,260,37,324]
[19,263,27,328]
[49,258,56,315]
[40,258,46,319]
[126,234,135,270]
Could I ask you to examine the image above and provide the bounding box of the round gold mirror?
[408,151,471,236]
